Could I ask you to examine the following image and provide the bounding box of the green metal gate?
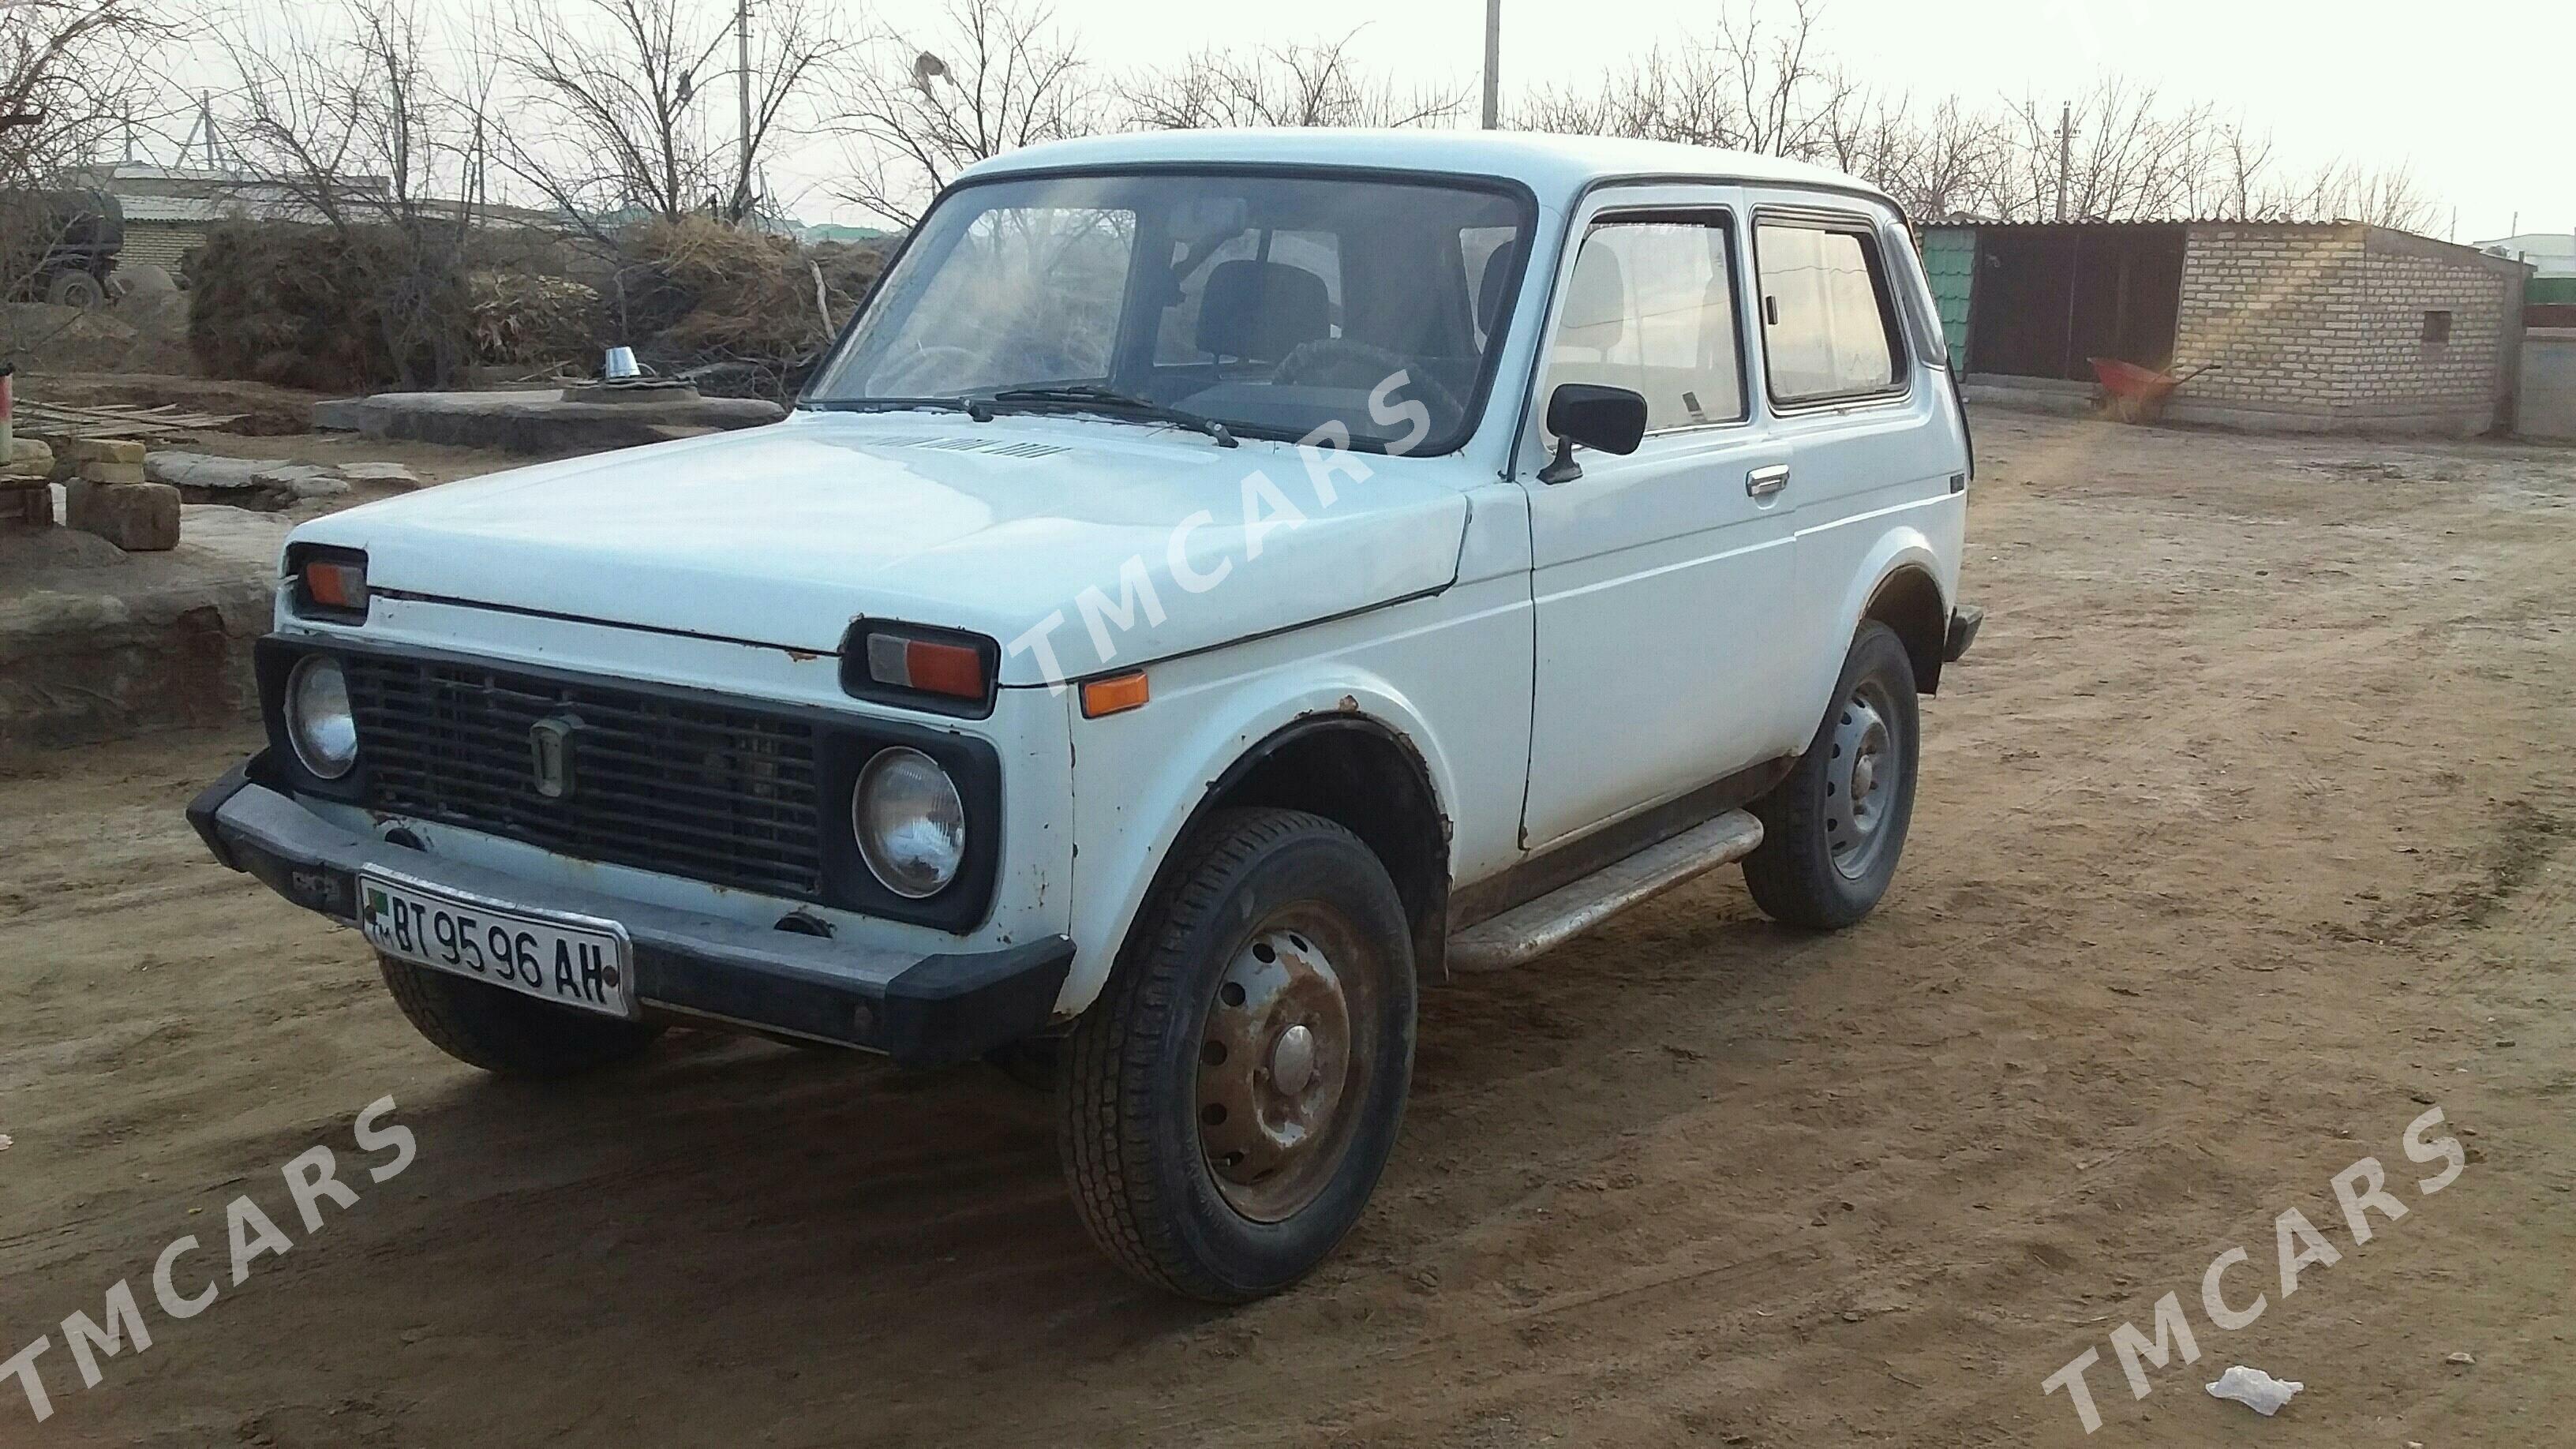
[1920,227,1978,361]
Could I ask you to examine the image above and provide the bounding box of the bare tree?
[1516,0,1844,157]
[1127,32,1466,131]
[0,0,165,355]
[1511,1,2451,235]
[2211,121,2277,220]
[2259,157,2436,230]
[829,0,1099,227]
[215,0,497,385]
[497,0,846,238]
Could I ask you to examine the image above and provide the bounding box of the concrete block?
[310,398,369,432]
[80,460,147,485]
[62,437,148,466]
[66,481,181,552]
[8,438,51,471]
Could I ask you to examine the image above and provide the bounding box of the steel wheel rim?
[1824,677,1901,881]
[1195,909,1376,1223]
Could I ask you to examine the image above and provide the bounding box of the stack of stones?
[62,439,181,552]
[2,437,51,526]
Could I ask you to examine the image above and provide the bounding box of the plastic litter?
[2205,1365,2303,1416]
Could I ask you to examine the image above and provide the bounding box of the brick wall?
[118,222,206,279]
[2170,223,2525,434]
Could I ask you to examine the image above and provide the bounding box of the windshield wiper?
[981,385,1237,447]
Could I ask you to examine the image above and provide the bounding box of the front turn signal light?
[841,623,999,715]
[290,547,369,620]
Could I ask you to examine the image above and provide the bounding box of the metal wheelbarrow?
[2088,358,2219,423]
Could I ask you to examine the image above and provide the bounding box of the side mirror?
[1538,384,1648,484]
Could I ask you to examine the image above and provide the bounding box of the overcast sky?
[189,0,2567,244]
[1007,0,2564,243]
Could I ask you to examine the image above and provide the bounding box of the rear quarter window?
[1754,221,1905,405]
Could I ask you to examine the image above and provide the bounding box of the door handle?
[1747,466,1790,498]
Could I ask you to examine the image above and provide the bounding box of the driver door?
[1516,190,1802,850]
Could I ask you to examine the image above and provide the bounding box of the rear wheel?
[378,954,664,1076]
[1058,808,1417,1301]
[1743,621,1921,930]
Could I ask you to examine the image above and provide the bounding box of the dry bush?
[187,224,418,389]
[185,214,892,396]
[609,215,889,391]
[466,271,602,367]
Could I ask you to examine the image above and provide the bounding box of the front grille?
[346,654,827,900]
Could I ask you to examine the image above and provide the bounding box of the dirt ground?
[24,373,544,495]
[1,411,2570,1447]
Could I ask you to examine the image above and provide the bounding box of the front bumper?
[189,754,1072,1067]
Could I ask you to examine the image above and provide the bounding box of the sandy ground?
[1,412,2570,1447]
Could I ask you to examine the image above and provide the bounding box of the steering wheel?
[1269,339,1463,433]
[875,343,986,395]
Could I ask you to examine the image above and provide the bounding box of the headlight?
[285,654,358,779]
[852,747,965,897]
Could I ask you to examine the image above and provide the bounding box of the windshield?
[805,170,1533,454]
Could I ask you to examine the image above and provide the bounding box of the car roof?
[958,129,1895,211]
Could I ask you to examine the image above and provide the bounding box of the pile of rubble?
[2,436,182,551]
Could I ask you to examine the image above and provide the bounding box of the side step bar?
[1445,810,1765,972]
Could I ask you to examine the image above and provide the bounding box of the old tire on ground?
[1058,807,1417,1302]
[1743,620,1921,930]
[378,954,665,1076]
[43,270,104,309]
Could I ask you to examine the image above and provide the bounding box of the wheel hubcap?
[1824,680,1901,880]
[1197,925,1364,1222]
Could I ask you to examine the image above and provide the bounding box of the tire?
[1058,808,1417,1302]
[377,954,665,1076]
[1743,621,1921,930]
[43,271,103,309]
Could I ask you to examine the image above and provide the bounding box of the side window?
[1754,221,1903,403]
[1542,215,1746,433]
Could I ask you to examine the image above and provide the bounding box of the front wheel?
[1743,621,1921,930]
[1058,808,1417,1302]
[378,954,665,1076]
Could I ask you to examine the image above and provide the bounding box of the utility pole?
[736,0,753,219]
[1481,0,1501,129]
[2054,101,2071,223]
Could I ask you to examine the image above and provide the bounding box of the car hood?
[290,411,1473,684]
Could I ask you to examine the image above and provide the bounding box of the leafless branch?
[1126,31,1466,131]
[826,0,1099,227]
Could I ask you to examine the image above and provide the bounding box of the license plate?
[358,871,636,1019]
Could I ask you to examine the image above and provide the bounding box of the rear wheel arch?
[1863,564,1949,696]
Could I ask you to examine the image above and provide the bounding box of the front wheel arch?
[1141,715,1451,979]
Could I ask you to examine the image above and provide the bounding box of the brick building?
[1923,220,2532,436]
